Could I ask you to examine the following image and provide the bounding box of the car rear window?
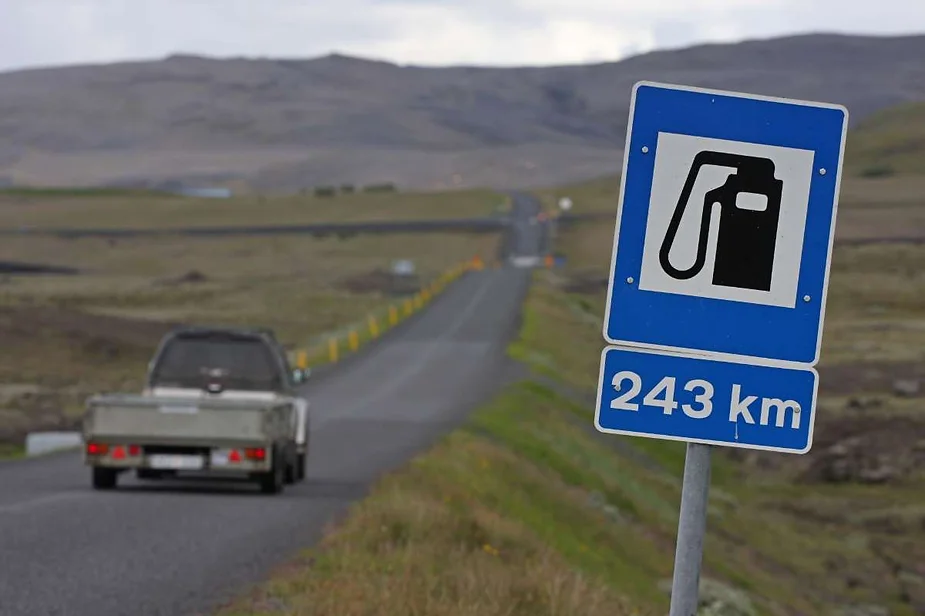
[149,334,282,391]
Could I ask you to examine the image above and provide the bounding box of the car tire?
[283,455,297,485]
[258,451,284,495]
[296,453,307,482]
[92,467,118,490]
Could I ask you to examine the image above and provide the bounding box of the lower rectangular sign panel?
[594,346,818,454]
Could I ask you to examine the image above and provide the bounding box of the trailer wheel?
[258,450,284,495]
[283,455,297,485]
[92,467,118,490]
[295,453,307,482]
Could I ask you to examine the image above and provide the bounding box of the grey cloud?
[0,0,922,72]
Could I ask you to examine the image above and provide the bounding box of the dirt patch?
[0,306,179,445]
[798,415,925,484]
[724,409,925,485]
[557,270,610,295]
[819,360,925,397]
[0,305,177,350]
[157,269,209,286]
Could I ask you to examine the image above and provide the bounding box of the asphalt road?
[0,193,544,616]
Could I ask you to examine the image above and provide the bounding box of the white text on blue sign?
[594,346,818,454]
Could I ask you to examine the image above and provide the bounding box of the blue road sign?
[595,346,818,454]
[602,82,848,365]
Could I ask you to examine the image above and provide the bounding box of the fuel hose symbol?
[658,151,784,292]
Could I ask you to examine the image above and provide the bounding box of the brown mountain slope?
[1,32,924,191]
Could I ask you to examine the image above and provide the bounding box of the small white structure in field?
[25,431,83,456]
[391,259,416,276]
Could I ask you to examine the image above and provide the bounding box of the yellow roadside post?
[389,305,399,326]
[328,338,339,363]
[368,315,379,338]
[404,298,413,316]
[296,350,308,369]
[348,330,359,352]
[422,288,431,303]
[414,294,423,309]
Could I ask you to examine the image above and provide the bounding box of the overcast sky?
[1,0,923,72]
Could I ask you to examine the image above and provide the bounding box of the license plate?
[148,454,204,470]
[157,405,199,414]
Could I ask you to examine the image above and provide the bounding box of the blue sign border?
[602,81,848,365]
[594,345,819,454]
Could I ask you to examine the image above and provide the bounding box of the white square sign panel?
[638,132,815,309]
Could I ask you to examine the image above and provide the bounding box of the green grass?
[0,443,24,459]
[845,101,925,177]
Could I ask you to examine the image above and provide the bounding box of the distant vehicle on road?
[81,326,311,494]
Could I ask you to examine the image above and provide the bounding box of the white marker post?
[668,443,712,616]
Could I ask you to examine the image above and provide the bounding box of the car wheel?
[258,451,284,495]
[92,467,118,490]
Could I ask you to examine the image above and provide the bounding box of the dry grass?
[0,223,501,444]
[535,170,925,244]
[844,101,925,176]
[0,188,503,229]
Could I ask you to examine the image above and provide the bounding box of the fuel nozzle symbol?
[659,151,784,292]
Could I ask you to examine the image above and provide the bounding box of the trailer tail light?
[128,444,141,456]
[228,449,241,463]
[86,442,109,456]
[245,447,266,461]
[112,446,126,459]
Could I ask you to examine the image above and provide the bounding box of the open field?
[219,199,925,615]
[845,101,925,177]
[0,200,502,447]
[0,188,504,230]
[537,174,925,244]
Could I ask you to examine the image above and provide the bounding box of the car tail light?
[228,449,241,463]
[86,442,109,456]
[245,447,266,461]
[112,446,126,459]
[128,445,141,456]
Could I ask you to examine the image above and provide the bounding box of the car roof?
[165,325,278,342]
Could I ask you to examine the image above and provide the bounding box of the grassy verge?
[218,179,925,615]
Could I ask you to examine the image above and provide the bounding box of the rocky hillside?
[1,32,924,192]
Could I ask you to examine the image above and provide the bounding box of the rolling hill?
[1,32,924,192]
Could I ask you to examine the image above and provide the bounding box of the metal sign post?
[668,443,712,616]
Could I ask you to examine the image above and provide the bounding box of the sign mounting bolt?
[641,146,649,154]
[819,168,827,175]
[803,295,811,302]
[626,277,635,284]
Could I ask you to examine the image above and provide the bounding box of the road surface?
[0,193,545,616]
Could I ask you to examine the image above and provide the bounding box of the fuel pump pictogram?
[658,151,784,292]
